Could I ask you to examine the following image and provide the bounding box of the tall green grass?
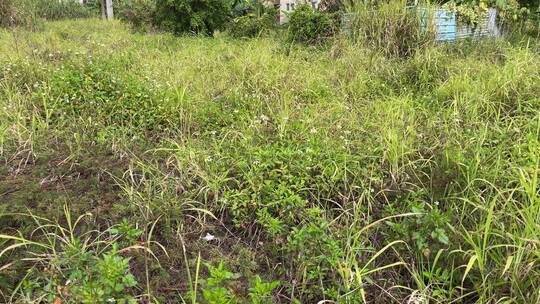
[344,0,434,57]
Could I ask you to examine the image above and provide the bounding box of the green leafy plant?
[116,0,156,32]
[202,261,240,303]
[248,275,280,304]
[285,218,345,300]
[0,206,146,303]
[443,0,531,26]
[199,262,279,304]
[154,0,232,35]
[386,200,450,253]
[286,4,340,44]
[227,9,277,38]
[231,0,274,18]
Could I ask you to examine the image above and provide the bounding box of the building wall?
[279,0,321,23]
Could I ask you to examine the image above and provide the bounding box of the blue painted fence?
[419,7,501,40]
[343,7,501,41]
[419,8,456,41]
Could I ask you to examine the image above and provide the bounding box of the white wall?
[279,0,321,24]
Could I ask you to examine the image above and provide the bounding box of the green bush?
[116,0,156,32]
[154,0,232,35]
[286,4,340,44]
[227,10,277,38]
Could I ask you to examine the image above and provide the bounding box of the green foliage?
[42,59,183,137]
[2,18,540,304]
[32,0,96,20]
[232,0,274,18]
[443,0,533,26]
[23,244,138,303]
[0,207,142,303]
[0,0,95,28]
[108,219,143,245]
[386,199,450,253]
[286,5,340,44]
[227,10,277,38]
[347,0,430,57]
[154,0,232,35]
[248,275,280,304]
[116,0,156,32]
[0,0,15,27]
[286,218,345,300]
[319,0,344,12]
[200,262,279,304]
[0,0,38,28]
[223,141,355,234]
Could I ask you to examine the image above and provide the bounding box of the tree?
[100,0,106,18]
[154,0,232,35]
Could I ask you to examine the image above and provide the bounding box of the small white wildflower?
[202,233,215,242]
[310,128,317,134]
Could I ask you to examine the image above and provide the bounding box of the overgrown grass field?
[0,19,539,303]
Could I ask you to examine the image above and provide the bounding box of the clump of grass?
[0,0,95,29]
[346,0,434,57]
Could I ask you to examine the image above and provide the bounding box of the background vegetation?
[0,0,97,28]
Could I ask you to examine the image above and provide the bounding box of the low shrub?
[227,10,277,38]
[154,0,232,35]
[116,0,156,32]
[286,4,340,44]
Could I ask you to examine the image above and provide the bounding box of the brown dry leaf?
[0,263,13,272]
